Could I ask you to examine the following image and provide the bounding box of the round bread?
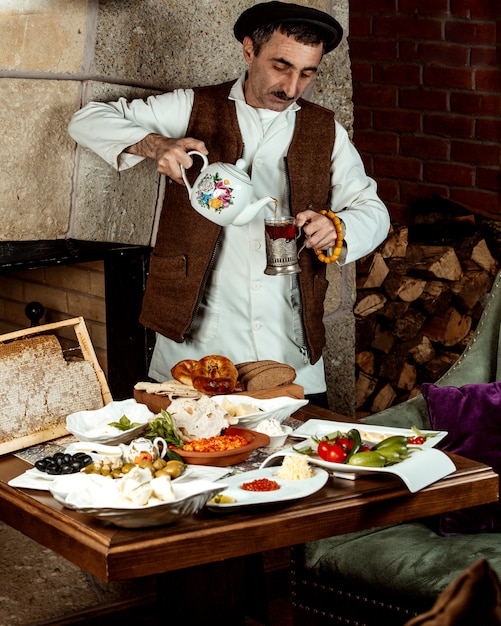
[170,359,198,387]
[190,354,238,395]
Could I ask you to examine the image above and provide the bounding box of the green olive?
[164,460,185,479]
[154,468,171,478]
[153,459,167,471]
[121,463,135,474]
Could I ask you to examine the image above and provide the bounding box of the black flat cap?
[234,1,343,53]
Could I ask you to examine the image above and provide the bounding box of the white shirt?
[69,74,390,394]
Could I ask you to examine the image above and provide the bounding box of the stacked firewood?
[355,198,500,417]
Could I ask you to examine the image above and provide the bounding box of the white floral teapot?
[119,436,168,463]
[180,151,277,226]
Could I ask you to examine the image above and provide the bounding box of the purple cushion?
[421,381,501,535]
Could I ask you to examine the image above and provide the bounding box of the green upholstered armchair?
[291,270,501,626]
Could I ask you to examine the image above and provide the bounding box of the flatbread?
[134,379,202,399]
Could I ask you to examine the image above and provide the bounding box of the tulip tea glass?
[264,217,302,275]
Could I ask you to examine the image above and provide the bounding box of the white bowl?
[265,425,293,448]
[49,473,225,528]
[212,395,308,430]
[66,399,154,445]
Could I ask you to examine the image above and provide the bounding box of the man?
[69,1,390,407]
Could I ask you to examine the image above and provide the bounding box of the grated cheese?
[276,454,313,480]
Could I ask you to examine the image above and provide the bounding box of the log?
[454,270,494,312]
[383,273,426,302]
[422,307,472,346]
[355,350,375,375]
[393,309,427,341]
[355,314,377,353]
[408,245,463,281]
[397,362,417,391]
[371,383,397,413]
[418,280,454,316]
[371,324,395,354]
[379,353,407,381]
[354,292,387,317]
[381,225,408,258]
[419,351,461,381]
[355,371,377,409]
[456,235,498,274]
[356,252,389,289]
[383,301,410,320]
[408,335,436,364]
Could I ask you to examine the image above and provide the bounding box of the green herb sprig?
[108,414,142,431]
[145,409,185,449]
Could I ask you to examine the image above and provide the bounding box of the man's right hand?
[125,134,208,185]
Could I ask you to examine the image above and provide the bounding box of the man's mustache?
[272,91,295,102]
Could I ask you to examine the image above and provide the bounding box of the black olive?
[35,459,48,471]
[70,460,83,471]
[46,464,61,475]
[60,464,73,474]
[72,452,87,459]
[78,454,93,467]
[62,453,72,464]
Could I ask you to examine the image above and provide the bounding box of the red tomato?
[359,445,371,452]
[336,437,354,451]
[408,436,425,445]
[317,441,347,463]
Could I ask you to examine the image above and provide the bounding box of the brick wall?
[0,262,107,374]
[349,0,501,224]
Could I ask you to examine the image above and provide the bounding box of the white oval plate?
[50,473,225,528]
[206,466,328,511]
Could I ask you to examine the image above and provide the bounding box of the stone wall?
[1,0,357,415]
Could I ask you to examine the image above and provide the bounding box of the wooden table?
[0,404,498,624]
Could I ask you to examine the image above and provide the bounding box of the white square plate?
[292,419,447,448]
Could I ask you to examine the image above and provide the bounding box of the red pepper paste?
[241,478,281,492]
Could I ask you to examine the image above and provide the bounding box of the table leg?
[156,555,270,625]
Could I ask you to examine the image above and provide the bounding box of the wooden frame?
[0,317,112,454]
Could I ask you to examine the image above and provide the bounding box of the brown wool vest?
[139,81,335,363]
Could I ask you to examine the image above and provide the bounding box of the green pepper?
[376,445,408,464]
[293,444,314,455]
[347,451,386,468]
[344,429,362,463]
[373,435,409,450]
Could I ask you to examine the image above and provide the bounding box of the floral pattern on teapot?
[196,172,234,214]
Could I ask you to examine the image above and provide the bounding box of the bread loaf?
[191,355,238,394]
[171,359,198,387]
[236,360,296,391]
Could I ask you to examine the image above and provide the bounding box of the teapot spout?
[232,196,277,227]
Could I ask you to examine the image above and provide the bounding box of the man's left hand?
[295,209,339,251]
